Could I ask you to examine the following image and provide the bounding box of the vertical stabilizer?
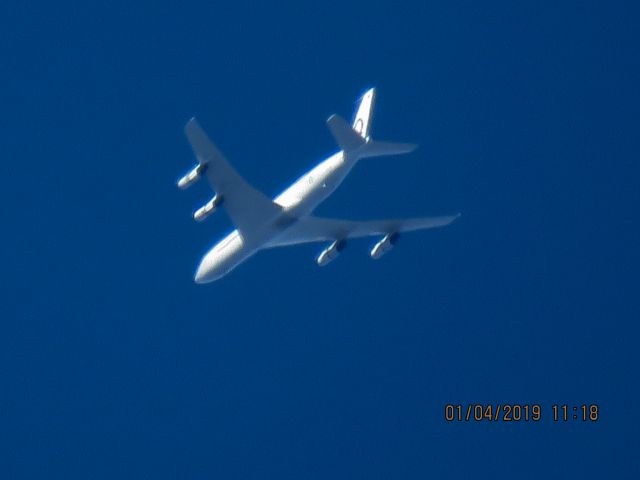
[352,88,375,140]
[326,88,417,158]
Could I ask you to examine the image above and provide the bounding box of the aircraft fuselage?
[182,88,453,284]
[194,152,357,282]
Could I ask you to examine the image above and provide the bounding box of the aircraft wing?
[184,118,282,236]
[269,213,461,247]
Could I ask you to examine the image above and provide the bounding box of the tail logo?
[353,118,364,136]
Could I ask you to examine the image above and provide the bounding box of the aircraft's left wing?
[184,118,282,237]
[268,214,460,247]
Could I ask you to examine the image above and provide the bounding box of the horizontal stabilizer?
[326,112,417,158]
[327,114,365,152]
[358,140,417,158]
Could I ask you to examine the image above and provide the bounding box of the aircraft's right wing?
[184,118,282,236]
[268,213,461,247]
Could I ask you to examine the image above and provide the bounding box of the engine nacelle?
[316,239,346,267]
[177,163,207,190]
[370,233,399,259]
[193,194,223,222]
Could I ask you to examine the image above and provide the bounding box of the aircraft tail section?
[326,88,417,159]
[327,114,366,152]
[358,140,417,158]
[352,88,376,140]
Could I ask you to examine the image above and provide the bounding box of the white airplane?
[177,88,459,283]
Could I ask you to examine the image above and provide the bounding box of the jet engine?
[177,163,207,189]
[316,239,346,267]
[370,233,399,259]
[193,194,223,222]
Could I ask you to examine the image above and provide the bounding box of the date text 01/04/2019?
[444,404,599,422]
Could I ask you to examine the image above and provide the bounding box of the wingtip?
[184,116,197,133]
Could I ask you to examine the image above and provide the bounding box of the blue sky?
[1,1,639,478]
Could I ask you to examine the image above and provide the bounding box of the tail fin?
[352,88,376,140]
[326,87,417,159]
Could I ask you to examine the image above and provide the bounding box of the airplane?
[177,88,460,283]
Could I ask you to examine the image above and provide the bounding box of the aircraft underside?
[177,88,459,283]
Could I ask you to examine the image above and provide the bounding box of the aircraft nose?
[194,264,208,284]
[194,252,223,284]
[194,256,213,284]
